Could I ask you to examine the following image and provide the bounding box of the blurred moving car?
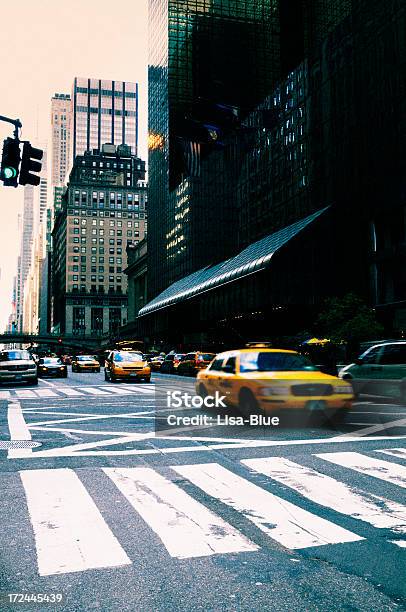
[0,349,38,385]
[149,356,164,372]
[38,357,68,378]
[104,350,151,383]
[160,353,186,374]
[196,348,353,419]
[71,355,100,373]
[177,352,216,376]
[339,341,406,400]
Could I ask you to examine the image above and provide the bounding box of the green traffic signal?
[1,137,21,187]
[3,167,17,179]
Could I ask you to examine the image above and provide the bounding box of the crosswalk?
[11,449,406,576]
[0,384,156,400]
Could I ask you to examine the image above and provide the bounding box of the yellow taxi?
[196,348,353,418]
[71,355,100,373]
[104,350,151,383]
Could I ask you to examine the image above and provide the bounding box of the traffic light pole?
[0,115,22,139]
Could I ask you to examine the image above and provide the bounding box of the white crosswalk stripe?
[14,452,406,576]
[173,463,362,549]
[80,387,114,396]
[20,468,131,576]
[377,448,406,460]
[243,457,406,536]
[121,384,155,394]
[100,386,138,395]
[35,389,59,398]
[317,452,406,489]
[14,390,36,398]
[104,467,257,558]
[57,387,85,396]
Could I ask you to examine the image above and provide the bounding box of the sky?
[0,0,148,331]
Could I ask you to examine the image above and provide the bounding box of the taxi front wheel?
[238,389,260,417]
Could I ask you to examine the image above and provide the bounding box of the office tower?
[51,94,72,187]
[71,77,138,164]
[148,0,281,301]
[52,144,147,337]
[17,188,35,331]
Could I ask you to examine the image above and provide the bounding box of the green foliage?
[315,293,384,344]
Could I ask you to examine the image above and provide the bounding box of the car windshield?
[239,352,318,373]
[113,352,143,362]
[43,358,62,365]
[0,350,31,361]
[199,354,215,361]
[78,355,95,361]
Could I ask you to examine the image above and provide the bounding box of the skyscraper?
[148,0,281,300]
[51,93,72,188]
[71,77,139,164]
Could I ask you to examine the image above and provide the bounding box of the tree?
[315,293,384,349]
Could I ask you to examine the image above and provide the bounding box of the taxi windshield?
[113,352,143,362]
[239,352,317,373]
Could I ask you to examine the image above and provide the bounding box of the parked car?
[196,348,353,419]
[177,352,216,376]
[104,350,151,383]
[71,355,100,373]
[339,341,406,400]
[0,349,38,385]
[38,357,68,378]
[160,353,186,374]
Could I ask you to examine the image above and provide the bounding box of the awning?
[138,206,328,317]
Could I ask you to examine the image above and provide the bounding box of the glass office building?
[148,0,281,299]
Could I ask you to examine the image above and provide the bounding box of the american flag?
[184,140,201,178]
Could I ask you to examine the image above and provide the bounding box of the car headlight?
[333,384,353,394]
[258,386,290,396]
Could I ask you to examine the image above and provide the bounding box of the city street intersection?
[0,370,405,611]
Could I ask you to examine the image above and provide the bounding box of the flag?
[183,140,201,178]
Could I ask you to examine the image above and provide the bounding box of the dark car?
[160,353,186,374]
[38,357,68,378]
[177,352,216,376]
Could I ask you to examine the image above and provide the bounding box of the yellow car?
[104,350,151,383]
[71,355,100,373]
[196,348,353,418]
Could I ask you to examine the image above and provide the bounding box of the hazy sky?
[0,0,148,331]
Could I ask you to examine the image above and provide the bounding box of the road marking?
[35,389,59,398]
[57,387,85,396]
[102,387,138,395]
[331,417,406,439]
[20,468,131,576]
[14,390,36,398]
[377,448,406,460]
[80,387,112,396]
[121,384,155,394]
[243,457,406,535]
[174,463,362,550]
[317,452,406,489]
[391,540,406,548]
[7,401,32,459]
[104,467,257,559]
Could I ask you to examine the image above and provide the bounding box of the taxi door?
[216,355,238,406]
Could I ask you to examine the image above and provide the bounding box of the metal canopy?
[138,207,328,317]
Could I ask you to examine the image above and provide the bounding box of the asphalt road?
[0,369,405,612]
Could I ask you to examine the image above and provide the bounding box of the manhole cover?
[0,441,42,449]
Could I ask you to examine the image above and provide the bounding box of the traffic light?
[19,142,43,186]
[1,137,21,187]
